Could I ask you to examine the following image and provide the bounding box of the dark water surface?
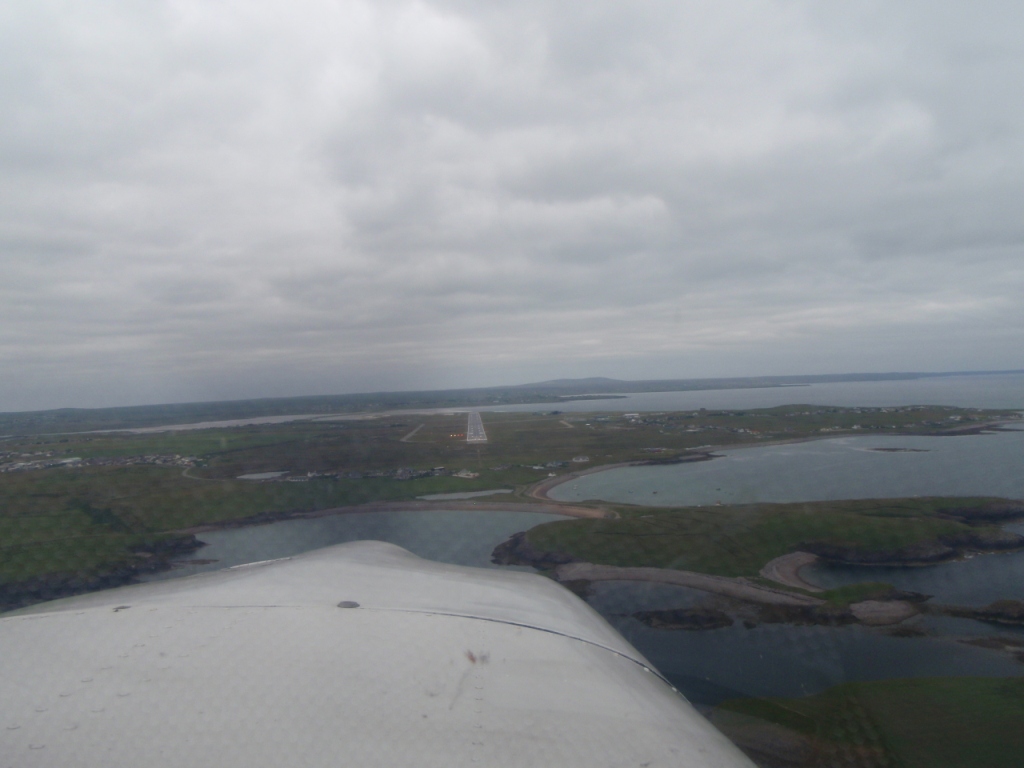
[587,581,1024,704]
[146,512,569,581]
[144,508,567,581]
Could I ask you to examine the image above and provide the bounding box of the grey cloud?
[1,0,1022,410]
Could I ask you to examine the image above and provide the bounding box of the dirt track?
[759,551,823,592]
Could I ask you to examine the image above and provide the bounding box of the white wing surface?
[1,540,754,767]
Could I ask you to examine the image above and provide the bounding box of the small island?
[492,496,1024,627]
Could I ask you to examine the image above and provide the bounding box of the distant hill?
[1,369,1021,435]
[511,377,626,391]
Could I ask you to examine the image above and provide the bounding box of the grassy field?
[521,497,1021,577]
[1,405,1019,589]
[713,677,1024,768]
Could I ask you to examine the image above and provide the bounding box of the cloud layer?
[2,0,1023,410]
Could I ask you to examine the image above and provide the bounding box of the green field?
[713,677,1024,768]
[0,465,539,587]
[521,497,1022,577]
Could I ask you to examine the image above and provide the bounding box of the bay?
[548,428,1024,507]
[484,371,1024,413]
[143,508,567,581]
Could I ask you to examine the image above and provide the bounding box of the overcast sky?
[2,1,1022,411]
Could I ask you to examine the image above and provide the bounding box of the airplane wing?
[1,540,754,767]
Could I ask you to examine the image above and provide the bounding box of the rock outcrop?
[800,528,1024,566]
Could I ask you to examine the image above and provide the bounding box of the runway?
[466,412,488,443]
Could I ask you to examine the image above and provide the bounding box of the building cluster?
[526,460,568,471]
[783,406,988,419]
[294,466,453,481]
[257,459,587,483]
[0,453,200,474]
[672,424,762,435]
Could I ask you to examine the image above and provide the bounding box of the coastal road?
[467,412,488,443]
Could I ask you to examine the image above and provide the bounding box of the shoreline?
[0,500,607,613]
[175,497,611,536]
[526,452,721,502]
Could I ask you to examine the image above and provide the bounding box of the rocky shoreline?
[2,499,605,615]
[629,601,926,630]
[942,599,1024,626]
[633,607,734,630]
[493,516,1024,575]
[490,525,1024,629]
